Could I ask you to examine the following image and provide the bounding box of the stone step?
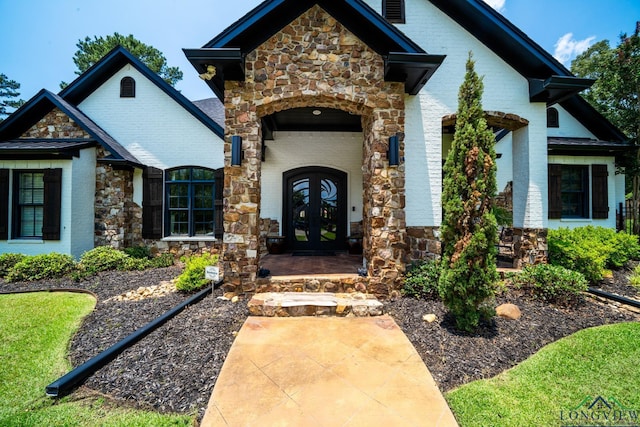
[247,292,384,317]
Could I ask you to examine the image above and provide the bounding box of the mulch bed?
[2,266,639,422]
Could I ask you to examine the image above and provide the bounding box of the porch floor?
[260,252,363,277]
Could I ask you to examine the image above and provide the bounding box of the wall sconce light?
[231,135,242,166]
[199,65,217,81]
[388,134,399,166]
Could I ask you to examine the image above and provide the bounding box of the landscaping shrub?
[0,253,26,278]
[403,259,441,299]
[124,245,152,259]
[79,246,128,275]
[5,253,76,282]
[629,264,640,289]
[175,253,218,292]
[510,263,588,305]
[548,226,640,282]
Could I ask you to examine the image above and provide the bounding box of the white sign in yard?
[205,266,219,281]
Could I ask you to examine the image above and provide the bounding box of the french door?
[284,167,347,252]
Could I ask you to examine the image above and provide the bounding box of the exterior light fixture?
[199,65,217,81]
[312,109,322,116]
[388,134,399,166]
[231,136,242,166]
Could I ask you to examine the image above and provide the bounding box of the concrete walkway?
[201,315,459,426]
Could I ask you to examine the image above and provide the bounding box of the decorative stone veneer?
[144,239,222,259]
[405,226,441,263]
[222,5,407,296]
[24,108,91,139]
[259,218,281,257]
[94,151,139,249]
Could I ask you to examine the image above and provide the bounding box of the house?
[0,47,225,258]
[0,0,630,297]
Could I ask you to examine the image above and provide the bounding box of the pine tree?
[438,53,498,332]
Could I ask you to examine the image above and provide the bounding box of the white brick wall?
[376,0,549,228]
[548,155,619,229]
[0,148,96,258]
[260,131,363,235]
[78,65,224,171]
[548,105,597,139]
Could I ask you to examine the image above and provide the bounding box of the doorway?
[284,167,347,252]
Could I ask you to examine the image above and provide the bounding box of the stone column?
[362,102,407,293]
[222,88,262,294]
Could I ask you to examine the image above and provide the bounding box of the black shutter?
[142,167,163,239]
[42,168,62,240]
[214,168,224,238]
[548,164,562,219]
[0,169,9,240]
[592,164,609,219]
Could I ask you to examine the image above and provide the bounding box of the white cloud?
[483,0,505,12]
[553,33,596,66]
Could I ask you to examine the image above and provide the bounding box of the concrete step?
[247,292,384,317]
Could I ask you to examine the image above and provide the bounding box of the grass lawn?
[446,322,640,427]
[0,292,194,426]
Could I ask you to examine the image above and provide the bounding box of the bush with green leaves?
[79,246,128,275]
[5,253,76,282]
[175,253,218,292]
[124,245,152,259]
[548,226,640,282]
[0,253,26,278]
[510,263,588,305]
[403,259,441,299]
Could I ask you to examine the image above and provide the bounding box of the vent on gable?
[547,107,559,128]
[120,77,136,98]
[383,0,405,24]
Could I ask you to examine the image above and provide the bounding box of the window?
[548,164,608,219]
[15,171,44,237]
[547,107,559,128]
[383,0,405,23]
[120,77,135,98]
[165,167,222,237]
[0,168,62,240]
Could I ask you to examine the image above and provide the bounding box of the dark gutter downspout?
[45,279,223,398]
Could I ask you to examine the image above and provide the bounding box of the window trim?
[12,170,45,239]
[164,166,221,238]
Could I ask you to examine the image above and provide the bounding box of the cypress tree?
[438,53,498,332]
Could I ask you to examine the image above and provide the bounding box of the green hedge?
[548,226,640,282]
[510,264,587,305]
[175,253,218,292]
[403,259,441,299]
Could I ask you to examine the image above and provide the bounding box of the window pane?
[168,169,190,181]
[169,211,189,235]
[194,184,214,208]
[561,166,588,218]
[192,168,215,180]
[194,211,214,235]
[16,172,44,238]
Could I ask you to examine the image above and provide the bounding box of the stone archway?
[221,5,408,296]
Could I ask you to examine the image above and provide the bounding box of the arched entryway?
[283,166,347,253]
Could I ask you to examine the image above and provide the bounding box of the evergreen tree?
[438,53,498,332]
[61,33,183,88]
[0,73,25,120]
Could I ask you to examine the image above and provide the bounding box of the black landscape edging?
[587,287,640,309]
[45,279,222,398]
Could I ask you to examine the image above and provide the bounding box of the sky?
[1,0,639,104]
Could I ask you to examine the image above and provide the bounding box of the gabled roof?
[0,89,143,167]
[60,46,224,139]
[184,0,446,99]
[193,98,225,128]
[427,0,593,104]
[559,96,628,143]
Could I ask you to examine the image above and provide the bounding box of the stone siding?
[144,239,223,260]
[405,226,441,263]
[222,5,407,296]
[23,108,91,139]
[94,149,140,248]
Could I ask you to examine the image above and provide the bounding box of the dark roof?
[184,0,445,98]
[193,98,225,128]
[548,136,633,157]
[60,46,224,139]
[559,96,628,143]
[0,90,143,167]
[0,139,97,159]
